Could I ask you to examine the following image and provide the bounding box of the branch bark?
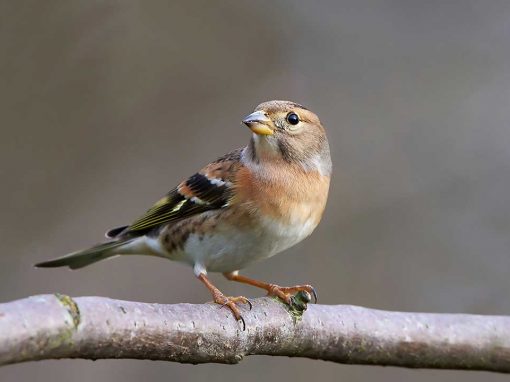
[0,294,509,372]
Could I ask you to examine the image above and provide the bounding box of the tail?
[35,239,134,270]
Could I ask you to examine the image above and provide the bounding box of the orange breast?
[233,164,330,227]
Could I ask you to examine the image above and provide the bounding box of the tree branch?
[0,294,508,372]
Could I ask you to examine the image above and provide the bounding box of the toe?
[267,285,292,304]
[225,302,246,330]
[216,296,250,330]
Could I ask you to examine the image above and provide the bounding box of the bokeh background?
[1,1,510,381]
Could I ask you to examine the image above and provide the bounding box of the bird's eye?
[286,112,300,125]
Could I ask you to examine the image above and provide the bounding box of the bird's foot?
[266,284,317,311]
[213,292,252,330]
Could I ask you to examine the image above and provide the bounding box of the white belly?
[160,215,318,273]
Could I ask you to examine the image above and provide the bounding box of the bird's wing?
[107,149,243,238]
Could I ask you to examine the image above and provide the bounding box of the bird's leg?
[197,273,252,329]
[223,271,317,306]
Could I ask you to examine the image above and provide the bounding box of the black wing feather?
[120,173,232,236]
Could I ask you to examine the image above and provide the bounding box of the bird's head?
[242,100,331,175]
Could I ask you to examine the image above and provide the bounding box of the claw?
[310,286,318,303]
[216,296,250,330]
[239,315,246,331]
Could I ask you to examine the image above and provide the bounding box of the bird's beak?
[242,111,274,135]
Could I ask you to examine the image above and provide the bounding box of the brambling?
[36,100,332,328]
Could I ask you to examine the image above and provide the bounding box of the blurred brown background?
[1,1,510,381]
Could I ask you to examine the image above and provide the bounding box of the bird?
[36,100,332,328]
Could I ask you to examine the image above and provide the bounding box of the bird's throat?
[249,134,283,163]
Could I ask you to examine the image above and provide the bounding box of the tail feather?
[35,240,133,270]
